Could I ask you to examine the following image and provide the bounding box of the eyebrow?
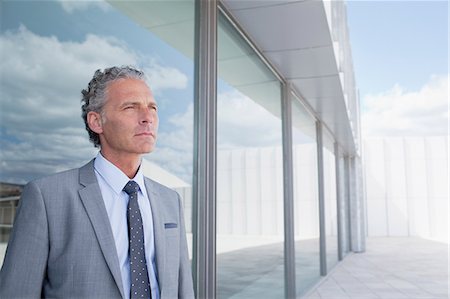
[119,101,139,108]
[120,101,157,108]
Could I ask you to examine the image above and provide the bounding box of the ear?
[87,111,103,134]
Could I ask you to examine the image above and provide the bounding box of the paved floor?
[1,237,447,298]
[217,238,323,298]
[303,237,448,299]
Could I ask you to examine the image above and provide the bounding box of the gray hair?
[81,66,145,147]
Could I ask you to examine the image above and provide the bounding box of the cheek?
[103,119,128,138]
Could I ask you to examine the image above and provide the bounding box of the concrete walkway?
[1,237,447,298]
[303,237,448,299]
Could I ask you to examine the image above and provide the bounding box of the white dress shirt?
[94,152,160,299]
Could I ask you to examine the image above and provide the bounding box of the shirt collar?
[94,152,148,197]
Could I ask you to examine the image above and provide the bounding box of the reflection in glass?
[322,128,339,271]
[0,0,194,262]
[291,96,321,296]
[336,152,349,257]
[217,13,284,299]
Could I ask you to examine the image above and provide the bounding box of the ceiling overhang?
[108,0,357,155]
[221,0,356,154]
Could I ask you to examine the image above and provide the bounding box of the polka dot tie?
[123,181,152,299]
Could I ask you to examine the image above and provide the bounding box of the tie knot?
[123,180,139,195]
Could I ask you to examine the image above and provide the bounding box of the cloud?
[217,90,282,149]
[362,75,448,137]
[0,26,189,183]
[146,103,194,183]
[145,88,285,184]
[55,0,110,13]
[144,64,188,92]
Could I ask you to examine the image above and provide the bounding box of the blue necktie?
[123,181,152,299]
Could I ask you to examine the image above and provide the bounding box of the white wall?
[363,136,449,243]
[179,142,354,243]
[293,143,320,240]
[216,144,326,239]
[217,147,284,236]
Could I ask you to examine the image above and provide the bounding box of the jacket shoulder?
[28,159,94,188]
[144,177,178,194]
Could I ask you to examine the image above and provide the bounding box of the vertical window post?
[316,122,327,276]
[192,0,218,298]
[281,84,296,298]
[335,142,344,261]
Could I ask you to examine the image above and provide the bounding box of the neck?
[100,150,141,179]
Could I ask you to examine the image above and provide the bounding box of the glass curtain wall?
[337,152,350,257]
[0,0,195,263]
[291,95,321,296]
[344,157,353,253]
[216,12,284,299]
[322,128,339,271]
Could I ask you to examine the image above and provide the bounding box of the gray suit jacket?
[0,160,195,299]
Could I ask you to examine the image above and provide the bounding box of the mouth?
[135,132,155,138]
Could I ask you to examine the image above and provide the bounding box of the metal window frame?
[316,121,327,276]
[344,156,353,254]
[217,4,298,298]
[193,1,346,296]
[335,142,344,261]
[192,0,218,298]
[281,82,296,298]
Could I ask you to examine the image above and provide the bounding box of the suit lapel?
[144,178,166,291]
[78,160,125,299]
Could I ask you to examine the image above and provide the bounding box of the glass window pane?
[217,13,284,299]
[323,128,339,271]
[291,95,321,296]
[337,152,349,256]
[0,0,194,265]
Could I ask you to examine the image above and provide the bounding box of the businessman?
[0,66,195,299]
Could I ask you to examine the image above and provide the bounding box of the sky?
[0,0,447,184]
[0,0,197,183]
[0,0,282,184]
[346,0,448,137]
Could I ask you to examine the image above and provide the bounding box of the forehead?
[106,78,154,102]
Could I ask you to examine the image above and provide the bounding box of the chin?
[135,140,156,154]
[140,145,155,154]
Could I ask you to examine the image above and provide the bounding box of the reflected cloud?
[147,103,194,183]
[218,90,282,149]
[148,87,285,183]
[55,0,110,13]
[144,64,188,93]
[0,26,189,183]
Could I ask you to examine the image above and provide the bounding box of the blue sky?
[0,1,196,183]
[1,0,447,184]
[0,0,269,184]
[346,1,448,136]
[347,0,448,95]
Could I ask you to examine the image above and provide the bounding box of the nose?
[140,106,156,125]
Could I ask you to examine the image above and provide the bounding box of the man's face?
[90,78,159,160]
